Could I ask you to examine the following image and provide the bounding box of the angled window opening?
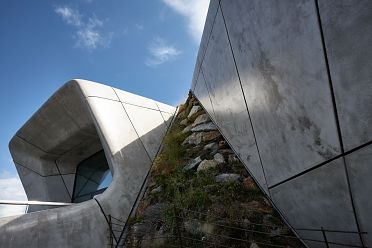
[72,150,112,203]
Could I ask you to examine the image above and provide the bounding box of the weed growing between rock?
[124,93,304,248]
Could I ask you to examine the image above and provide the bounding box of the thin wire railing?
[105,205,368,248]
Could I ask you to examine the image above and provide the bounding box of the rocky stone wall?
[123,94,304,248]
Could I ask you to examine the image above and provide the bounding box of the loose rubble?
[124,93,305,248]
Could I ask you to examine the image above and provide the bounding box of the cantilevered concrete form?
[192,0,372,247]
[0,80,176,247]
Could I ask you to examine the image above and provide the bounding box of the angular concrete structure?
[192,0,372,247]
[1,1,371,247]
[0,79,176,247]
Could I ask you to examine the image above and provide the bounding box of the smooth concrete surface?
[271,158,361,247]
[191,0,372,247]
[194,70,216,122]
[346,144,372,247]
[221,0,340,187]
[318,0,372,151]
[1,80,176,247]
[191,0,220,92]
[122,103,167,160]
[201,8,268,194]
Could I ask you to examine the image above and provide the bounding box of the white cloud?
[55,6,112,50]
[55,6,82,27]
[146,37,182,67]
[0,171,27,218]
[162,0,210,43]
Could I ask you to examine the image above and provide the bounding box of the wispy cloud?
[0,170,27,218]
[146,37,181,67]
[162,0,210,43]
[55,6,112,50]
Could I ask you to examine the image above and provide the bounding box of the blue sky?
[0,0,209,214]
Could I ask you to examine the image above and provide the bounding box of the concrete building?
[0,79,176,247]
[1,0,371,247]
[191,0,372,247]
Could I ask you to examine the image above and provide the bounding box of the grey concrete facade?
[0,80,176,247]
[192,0,372,247]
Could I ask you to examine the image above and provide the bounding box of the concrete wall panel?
[61,174,75,197]
[201,9,268,193]
[191,0,220,91]
[2,80,175,247]
[346,145,372,247]
[10,136,59,176]
[16,96,83,155]
[271,158,361,247]
[55,137,102,174]
[55,81,97,135]
[114,88,159,110]
[15,163,71,212]
[0,201,107,248]
[77,79,119,101]
[194,70,216,122]
[86,97,140,159]
[318,0,372,151]
[160,112,174,128]
[192,1,372,246]
[156,102,177,114]
[220,0,340,187]
[123,103,166,160]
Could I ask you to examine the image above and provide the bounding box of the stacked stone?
[180,100,244,184]
[124,94,303,248]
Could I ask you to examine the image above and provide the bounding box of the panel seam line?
[219,1,270,195]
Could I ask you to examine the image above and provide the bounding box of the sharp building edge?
[0,79,176,247]
[191,0,372,247]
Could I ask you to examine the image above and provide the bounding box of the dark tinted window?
[72,150,112,203]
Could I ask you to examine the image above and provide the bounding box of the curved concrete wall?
[192,0,372,247]
[1,80,176,247]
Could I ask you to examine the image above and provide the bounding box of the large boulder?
[182,132,203,145]
[191,122,217,132]
[215,173,240,183]
[213,153,225,164]
[187,105,201,118]
[192,114,210,127]
[183,156,202,171]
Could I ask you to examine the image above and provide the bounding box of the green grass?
[125,96,303,247]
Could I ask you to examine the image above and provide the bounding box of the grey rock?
[183,156,202,171]
[215,173,240,183]
[197,160,218,172]
[150,186,162,194]
[182,124,193,134]
[213,153,225,164]
[191,122,217,132]
[182,132,203,146]
[192,114,210,127]
[188,105,201,118]
[203,142,218,151]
